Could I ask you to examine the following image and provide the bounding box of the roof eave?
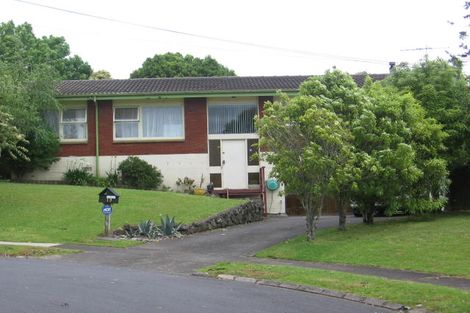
[55,89,299,101]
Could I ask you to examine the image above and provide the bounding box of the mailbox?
[98,187,120,204]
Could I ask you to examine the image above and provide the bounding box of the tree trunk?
[304,195,322,241]
[338,196,348,231]
[363,210,374,224]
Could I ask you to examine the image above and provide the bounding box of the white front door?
[221,140,247,189]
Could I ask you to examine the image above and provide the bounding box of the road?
[0,258,391,313]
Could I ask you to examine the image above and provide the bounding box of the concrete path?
[0,241,60,247]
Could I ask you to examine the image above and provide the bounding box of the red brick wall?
[258,96,273,118]
[58,101,96,157]
[97,98,208,156]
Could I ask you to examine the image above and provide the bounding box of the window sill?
[60,140,88,144]
[113,137,185,144]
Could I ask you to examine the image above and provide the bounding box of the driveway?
[59,215,346,274]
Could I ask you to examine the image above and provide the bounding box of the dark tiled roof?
[57,74,388,98]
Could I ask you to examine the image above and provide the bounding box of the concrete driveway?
[60,215,347,274]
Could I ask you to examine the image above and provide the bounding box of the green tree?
[0,61,60,177]
[130,52,235,78]
[257,93,352,240]
[0,21,92,80]
[90,70,112,80]
[0,110,28,160]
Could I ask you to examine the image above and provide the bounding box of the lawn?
[0,182,245,247]
[257,213,470,277]
[0,245,80,257]
[203,262,470,313]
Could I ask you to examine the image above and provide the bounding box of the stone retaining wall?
[180,200,264,235]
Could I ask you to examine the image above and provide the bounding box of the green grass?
[0,245,79,257]
[257,213,470,278]
[203,262,470,313]
[0,182,245,247]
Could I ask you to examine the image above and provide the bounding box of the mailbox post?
[98,187,120,237]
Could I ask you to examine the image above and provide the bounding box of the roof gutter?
[56,90,299,101]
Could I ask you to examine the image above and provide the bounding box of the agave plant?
[138,220,160,239]
[158,215,181,237]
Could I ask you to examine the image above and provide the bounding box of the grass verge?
[202,262,470,313]
[0,245,79,257]
[257,213,470,277]
[0,182,245,247]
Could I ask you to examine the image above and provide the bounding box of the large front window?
[208,104,258,134]
[114,104,184,140]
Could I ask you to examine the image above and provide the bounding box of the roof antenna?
[389,62,396,72]
[400,46,449,61]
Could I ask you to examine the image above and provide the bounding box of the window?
[248,172,260,186]
[208,104,258,134]
[247,139,259,166]
[209,140,221,166]
[44,107,87,141]
[114,104,184,140]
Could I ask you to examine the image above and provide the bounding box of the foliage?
[130,52,235,78]
[63,162,94,186]
[256,91,352,240]
[138,220,160,239]
[158,215,181,237]
[117,156,163,190]
[176,176,196,193]
[384,59,470,169]
[90,70,112,80]
[0,110,28,160]
[105,170,119,187]
[0,61,60,177]
[0,21,92,80]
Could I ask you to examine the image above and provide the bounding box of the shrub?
[158,215,181,237]
[117,156,163,190]
[64,162,94,186]
[176,177,195,193]
[105,170,119,187]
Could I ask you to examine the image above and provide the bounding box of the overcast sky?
[1,0,467,78]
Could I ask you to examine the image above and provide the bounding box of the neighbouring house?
[24,74,386,214]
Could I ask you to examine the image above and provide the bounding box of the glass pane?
[210,173,222,188]
[62,123,86,139]
[62,108,86,122]
[208,104,258,134]
[247,139,259,166]
[142,106,183,138]
[43,110,59,134]
[115,121,139,138]
[209,140,221,166]
[248,172,260,185]
[115,107,138,120]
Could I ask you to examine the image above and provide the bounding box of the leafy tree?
[130,52,235,78]
[257,93,352,240]
[0,21,92,80]
[0,110,28,160]
[90,70,112,80]
[299,71,368,230]
[385,59,470,168]
[354,82,448,223]
[0,61,60,177]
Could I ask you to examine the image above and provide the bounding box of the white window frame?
[113,103,185,142]
[59,106,88,143]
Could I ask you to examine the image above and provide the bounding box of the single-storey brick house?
[25,74,386,214]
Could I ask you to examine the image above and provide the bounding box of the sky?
[0,0,467,78]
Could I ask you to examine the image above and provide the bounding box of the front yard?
[202,213,470,313]
[257,213,470,277]
[0,182,245,247]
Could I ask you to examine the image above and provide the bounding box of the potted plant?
[193,174,206,196]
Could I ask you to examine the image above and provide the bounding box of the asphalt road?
[0,258,391,313]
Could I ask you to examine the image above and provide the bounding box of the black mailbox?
[99,187,120,204]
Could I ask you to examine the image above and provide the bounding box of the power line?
[14,0,388,65]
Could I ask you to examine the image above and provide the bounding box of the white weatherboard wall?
[261,161,286,215]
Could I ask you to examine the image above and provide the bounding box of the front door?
[221,140,247,189]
